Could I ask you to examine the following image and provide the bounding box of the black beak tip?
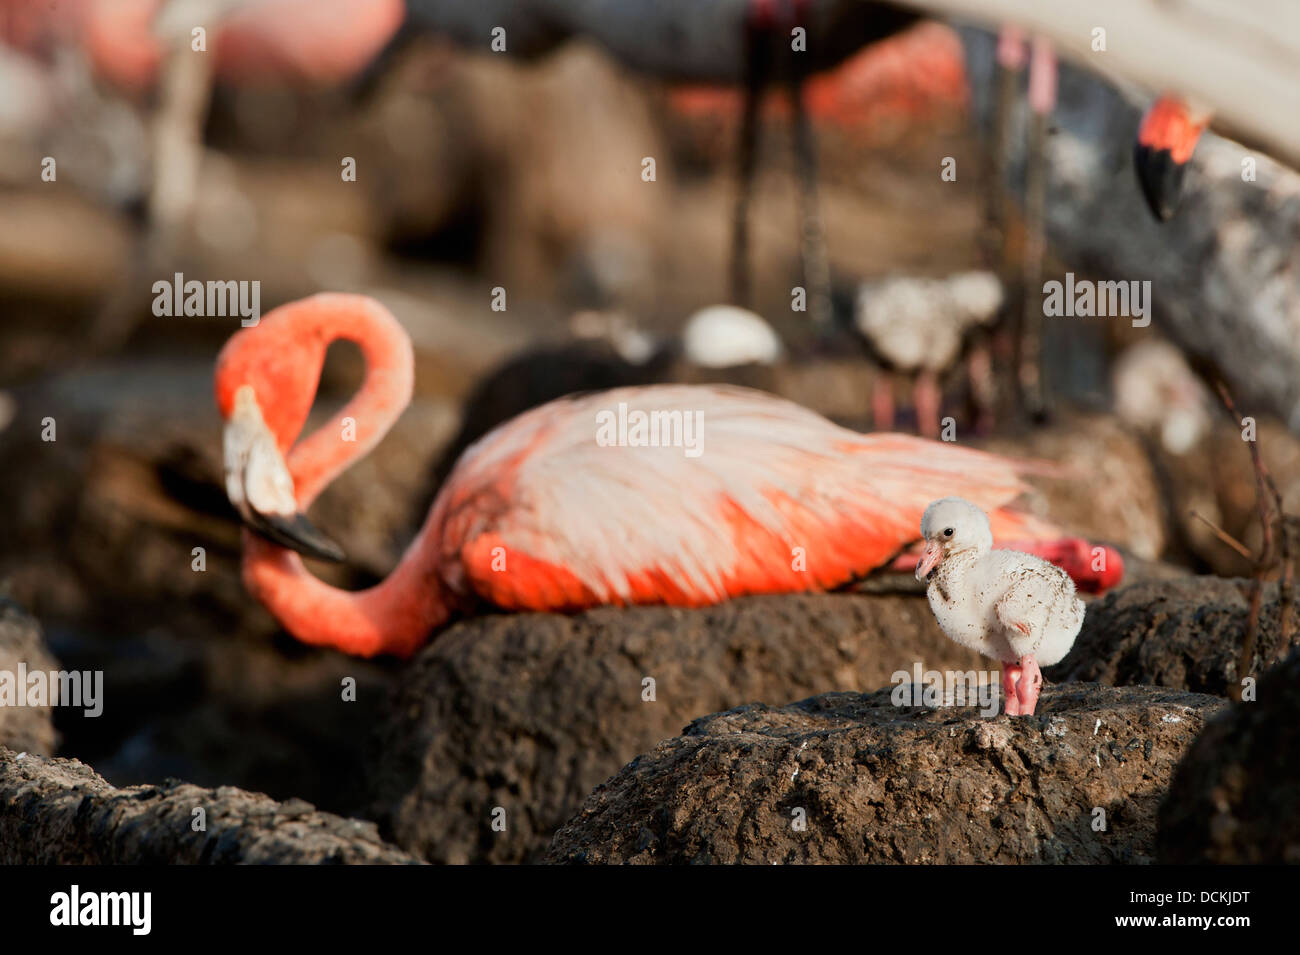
[250,511,347,563]
[1134,142,1186,223]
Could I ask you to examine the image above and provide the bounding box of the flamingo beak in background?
[223,385,346,562]
[914,540,943,581]
[1133,94,1208,222]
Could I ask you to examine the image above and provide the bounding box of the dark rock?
[0,748,421,864]
[0,358,456,635]
[1158,646,1300,863]
[84,640,396,817]
[0,359,439,812]
[1050,578,1292,696]
[0,599,60,756]
[370,591,984,864]
[546,683,1225,864]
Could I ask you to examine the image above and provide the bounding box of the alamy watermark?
[1043,272,1150,327]
[596,402,704,458]
[891,662,1000,717]
[152,272,261,326]
[0,664,103,717]
[50,885,150,935]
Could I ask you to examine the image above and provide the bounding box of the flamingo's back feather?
[434,384,1057,611]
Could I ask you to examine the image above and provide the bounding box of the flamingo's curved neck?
[243,298,453,658]
[286,302,413,506]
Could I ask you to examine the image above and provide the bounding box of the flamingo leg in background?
[988,26,1023,272]
[784,0,832,331]
[1018,36,1055,422]
[90,1,220,352]
[913,368,942,439]
[730,1,772,308]
[966,334,996,436]
[872,375,896,430]
[730,0,831,326]
[986,26,1027,428]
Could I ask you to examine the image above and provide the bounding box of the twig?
[1188,510,1254,561]
[1211,379,1295,699]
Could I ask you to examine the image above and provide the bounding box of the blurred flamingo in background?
[401,0,924,327]
[0,0,404,90]
[215,293,1122,659]
[0,0,406,348]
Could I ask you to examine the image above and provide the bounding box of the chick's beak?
[223,385,345,562]
[915,540,943,581]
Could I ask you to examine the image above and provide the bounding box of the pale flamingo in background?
[216,293,1122,659]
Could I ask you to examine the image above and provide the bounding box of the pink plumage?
[216,294,1103,658]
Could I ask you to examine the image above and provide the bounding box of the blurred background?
[0,0,1298,818]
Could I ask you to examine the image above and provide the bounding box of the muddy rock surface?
[0,749,420,864]
[0,361,442,811]
[1158,646,1300,863]
[546,683,1224,864]
[370,591,981,864]
[0,600,60,756]
[1050,578,1291,696]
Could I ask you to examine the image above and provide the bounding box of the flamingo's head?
[915,497,992,581]
[1134,94,1210,222]
[214,312,344,562]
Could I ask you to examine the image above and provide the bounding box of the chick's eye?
[943,527,954,538]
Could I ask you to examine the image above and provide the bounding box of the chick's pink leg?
[1016,654,1043,715]
[1001,662,1023,716]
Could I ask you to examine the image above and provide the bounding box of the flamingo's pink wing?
[434,384,1058,612]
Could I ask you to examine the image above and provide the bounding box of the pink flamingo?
[216,293,1119,659]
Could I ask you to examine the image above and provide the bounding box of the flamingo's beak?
[223,385,345,562]
[1134,95,1208,222]
[914,540,943,581]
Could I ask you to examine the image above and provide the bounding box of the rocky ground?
[1050,578,1294,696]
[0,750,419,864]
[0,600,59,757]
[1158,645,1300,863]
[369,591,978,864]
[546,683,1224,864]
[2,570,1293,864]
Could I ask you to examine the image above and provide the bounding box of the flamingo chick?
[682,305,784,369]
[855,271,1004,437]
[217,293,1074,660]
[915,497,1084,716]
